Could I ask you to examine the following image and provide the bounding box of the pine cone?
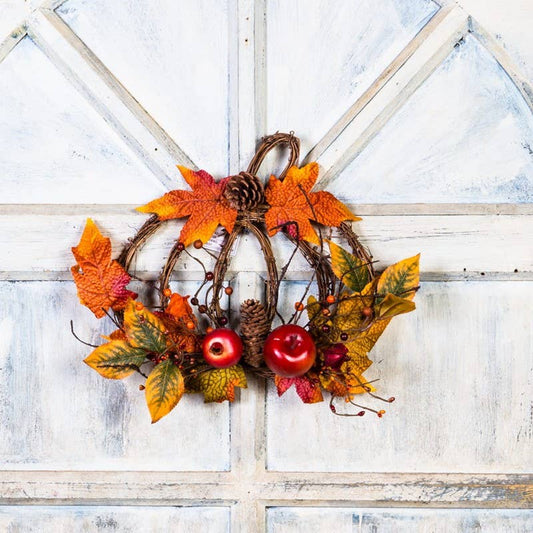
[224,172,264,211]
[240,299,270,367]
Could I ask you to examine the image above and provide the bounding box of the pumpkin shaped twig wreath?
[70,133,420,423]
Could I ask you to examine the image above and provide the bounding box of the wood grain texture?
[0,280,231,471]
[329,34,533,203]
[265,0,439,160]
[0,505,230,533]
[266,281,533,473]
[0,37,167,204]
[57,0,231,176]
[0,209,530,276]
[267,507,533,533]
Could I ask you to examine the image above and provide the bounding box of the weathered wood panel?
[0,505,230,533]
[329,34,533,203]
[57,0,231,175]
[0,209,531,277]
[266,281,533,472]
[267,507,533,533]
[265,0,439,159]
[0,280,231,470]
[0,37,166,204]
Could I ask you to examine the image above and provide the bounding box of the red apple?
[202,329,243,368]
[263,324,316,377]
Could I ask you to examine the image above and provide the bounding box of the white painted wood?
[267,507,533,533]
[0,37,166,204]
[0,210,530,276]
[459,0,533,86]
[314,4,469,185]
[265,0,439,160]
[1,471,530,507]
[329,35,533,203]
[0,2,27,46]
[0,0,532,529]
[0,281,231,471]
[0,505,230,533]
[266,281,533,473]
[56,0,232,176]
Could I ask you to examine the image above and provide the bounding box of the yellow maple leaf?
[188,365,247,403]
[377,254,420,301]
[84,340,146,380]
[123,300,168,353]
[145,359,185,423]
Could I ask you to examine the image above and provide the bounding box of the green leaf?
[328,241,370,292]
[84,340,146,379]
[377,293,416,319]
[377,254,420,302]
[145,359,184,423]
[123,300,167,353]
[188,365,247,403]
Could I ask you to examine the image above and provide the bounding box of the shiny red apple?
[263,324,316,377]
[202,329,243,368]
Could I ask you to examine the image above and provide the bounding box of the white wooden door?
[0,1,532,531]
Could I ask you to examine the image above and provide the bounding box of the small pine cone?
[240,299,270,367]
[224,172,264,211]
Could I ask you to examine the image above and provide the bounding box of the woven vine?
[71,133,419,422]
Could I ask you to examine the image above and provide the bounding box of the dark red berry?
[190,297,199,306]
[219,316,228,325]
[177,242,185,251]
[340,332,348,341]
[322,325,330,333]
[198,305,207,314]
[323,343,348,369]
[206,272,214,281]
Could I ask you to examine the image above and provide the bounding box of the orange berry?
[135,302,144,311]
[326,294,335,304]
[377,410,386,418]
[322,308,331,316]
[224,286,233,296]
[186,321,195,330]
[163,288,172,297]
[206,326,214,334]
[193,239,203,249]
[139,384,145,391]
[294,302,304,311]
[362,307,373,318]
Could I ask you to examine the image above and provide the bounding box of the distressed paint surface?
[266,0,439,159]
[266,281,533,472]
[57,0,231,175]
[1,211,531,276]
[0,281,231,471]
[0,37,166,204]
[460,0,533,83]
[0,0,531,529]
[0,505,230,533]
[267,507,533,533]
[330,35,533,203]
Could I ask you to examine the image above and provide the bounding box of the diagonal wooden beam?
[307,5,469,188]
[24,6,197,191]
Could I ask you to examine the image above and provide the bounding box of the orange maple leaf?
[71,219,137,318]
[165,293,196,323]
[137,166,238,246]
[264,163,360,245]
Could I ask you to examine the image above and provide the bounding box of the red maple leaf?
[275,374,323,403]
